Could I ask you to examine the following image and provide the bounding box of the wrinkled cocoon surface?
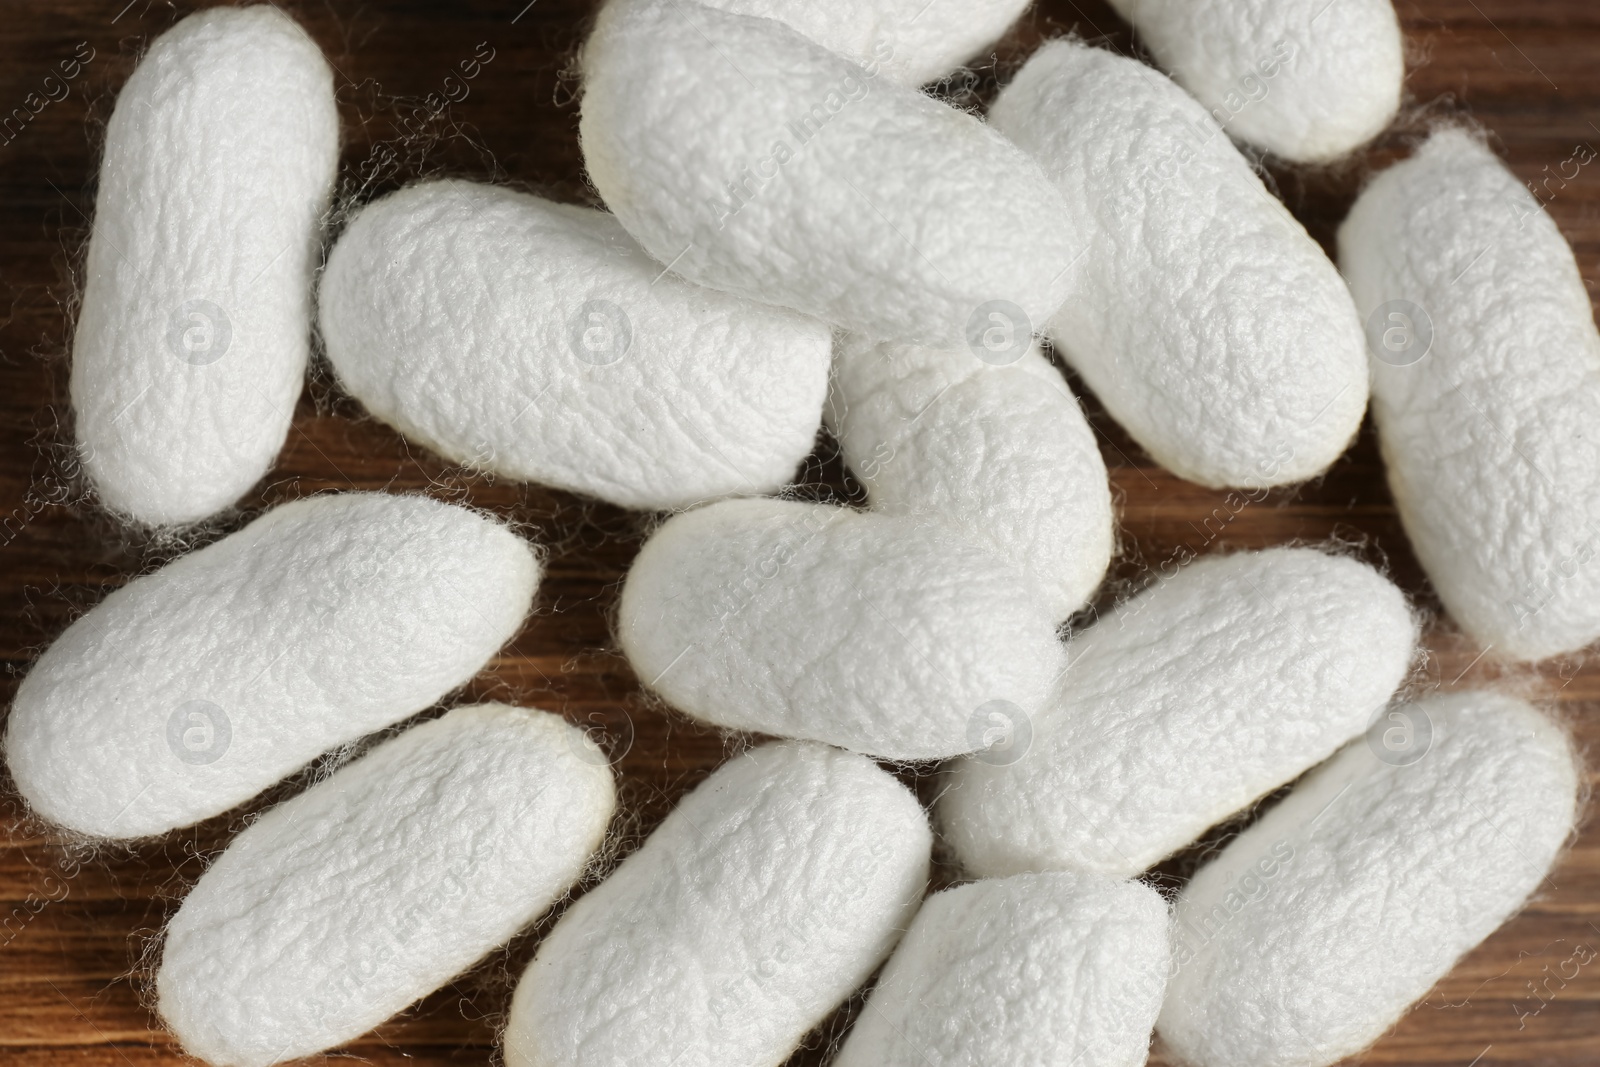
[1160,691,1579,1067]
[618,498,1065,759]
[580,0,1080,348]
[1340,129,1600,661]
[991,40,1367,488]
[829,337,1113,620]
[942,548,1416,878]
[1107,0,1403,163]
[700,0,1030,86]
[834,871,1169,1067]
[320,181,831,510]
[70,6,337,526]
[504,740,931,1067]
[158,704,615,1067]
[4,493,538,839]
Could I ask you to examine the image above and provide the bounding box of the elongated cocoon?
[579,0,1080,348]
[829,337,1112,620]
[157,704,615,1067]
[941,547,1416,878]
[504,740,931,1067]
[70,6,338,527]
[1340,129,1600,661]
[835,871,1168,1067]
[618,498,1065,759]
[1106,0,1403,163]
[991,40,1367,488]
[4,493,538,839]
[700,0,1030,86]
[320,181,832,510]
[1160,691,1580,1067]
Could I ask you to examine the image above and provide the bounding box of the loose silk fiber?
[579,0,1081,348]
[71,5,338,526]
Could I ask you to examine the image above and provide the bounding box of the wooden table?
[3,1,1598,1064]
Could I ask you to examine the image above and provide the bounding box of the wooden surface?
[3,0,1600,1064]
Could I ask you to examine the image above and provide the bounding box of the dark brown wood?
[3,1,1599,1064]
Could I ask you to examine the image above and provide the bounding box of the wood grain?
[3,1,1600,1064]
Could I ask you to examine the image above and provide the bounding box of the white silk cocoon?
[579,0,1081,348]
[1160,691,1579,1067]
[70,6,338,527]
[990,40,1367,488]
[3,493,539,839]
[1340,129,1600,662]
[699,0,1030,86]
[503,740,931,1067]
[617,498,1066,760]
[834,871,1169,1067]
[1107,0,1403,162]
[941,547,1416,878]
[828,336,1113,620]
[157,704,616,1067]
[319,180,832,510]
